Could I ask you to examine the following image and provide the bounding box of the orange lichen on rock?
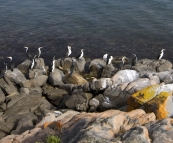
[144,91,172,119]
[128,84,159,108]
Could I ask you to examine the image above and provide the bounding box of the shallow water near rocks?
[0,0,173,69]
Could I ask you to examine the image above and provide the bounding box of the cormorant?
[30,55,38,70]
[7,56,15,71]
[37,47,43,58]
[121,56,126,66]
[76,49,84,59]
[51,56,56,72]
[103,53,108,62]
[107,56,113,65]
[24,47,32,60]
[131,54,137,68]
[65,46,72,58]
[157,49,165,60]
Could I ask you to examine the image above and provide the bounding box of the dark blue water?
[0,0,173,68]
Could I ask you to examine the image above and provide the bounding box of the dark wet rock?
[48,68,64,86]
[11,113,38,135]
[0,77,18,96]
[22,75,48,88]
[5,68,27,86]
[121,126,150,143]
[43,86,68,107]
[0,89,5,105]
[17,59,32,74]
[101,64,117,78]
[89,59,106,78]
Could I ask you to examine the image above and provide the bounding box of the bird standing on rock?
[7,56,15,71]
[51,56,56,72]
[131,54,137,68]
[76,49,84,59]
[24,47,32,60]
[65,46,72,58]
[107,56,113,65]
[103,53,108,63]
[121,56,127,66]
[37,47,43,58]
[157,49,165,60]
[30,55,38,70]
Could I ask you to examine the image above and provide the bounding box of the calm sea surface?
[0,0,173,68]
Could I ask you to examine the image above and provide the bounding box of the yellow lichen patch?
[144,91,172,119]
[128,84,159,108]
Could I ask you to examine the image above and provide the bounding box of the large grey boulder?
[0,77,18,96]
[17,59,32,74]
[5,68,27,86]
[112,70,139,85]
[48,68,64,86]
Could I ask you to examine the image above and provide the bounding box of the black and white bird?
[51,56,56,72]
[107,56,113,65]
[30,55,38,70]
[131,54,137,68]
[121,56,126,66]
[24,47,32,60]
[65,46,72,58]
[103,53,108,62]
[157,49,165,60]
[7,56,15,71]
[76,49,84,59]
[37,47,43,58]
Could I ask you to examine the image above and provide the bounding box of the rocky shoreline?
[1,53,173,142]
